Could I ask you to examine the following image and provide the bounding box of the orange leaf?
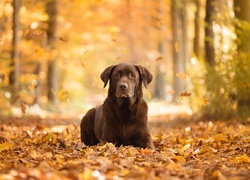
[201,97,209,105]
[28,84,36,90]
[176,73,188,80]
[156,20,162,28]
[155,56,163,61]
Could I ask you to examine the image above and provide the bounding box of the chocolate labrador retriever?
[80,63,155,150]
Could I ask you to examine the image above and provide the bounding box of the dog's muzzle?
[116,82,133,98]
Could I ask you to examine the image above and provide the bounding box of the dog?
[80,63,155,150]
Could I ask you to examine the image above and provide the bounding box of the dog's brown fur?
[80,63,155,149]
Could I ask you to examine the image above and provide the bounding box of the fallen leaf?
[0,142,14,151]
[173,155,186,163]
[166,163,183,171]
[234,155,250,164]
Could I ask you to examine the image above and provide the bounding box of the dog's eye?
[129,73,136,79]
[114,73,120,79]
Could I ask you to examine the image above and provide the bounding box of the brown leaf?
[59,37,68,42]
[0,74,5,81]
[179,91,191,97]
[21,103,26,113]
[80,61,85,68]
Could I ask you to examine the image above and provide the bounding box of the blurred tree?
[9,0,22,96]
[234,0,250,116]
[171,0,185,101]
[46,0,58,103]
[154,0,166,99]
[193,0,202,59]
[204,0,215,65]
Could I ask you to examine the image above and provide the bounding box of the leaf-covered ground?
[0,114,249,180]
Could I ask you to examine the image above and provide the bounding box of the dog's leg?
[133,126,155,150]
[80,108,98,146]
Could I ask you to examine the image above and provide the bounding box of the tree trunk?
[193,0,202,59]
[234,0,250,115]
[9,0,21,96]
[171,0,185,101]
[204,0,216,65]
[46,0,58,103]
[154,0,166,99]
[181,0,189,66]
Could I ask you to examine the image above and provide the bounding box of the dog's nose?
[119,82,128,90]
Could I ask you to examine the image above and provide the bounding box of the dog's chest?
[115,122,138,145]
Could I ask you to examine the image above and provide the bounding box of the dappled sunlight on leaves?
[0,116,249,179]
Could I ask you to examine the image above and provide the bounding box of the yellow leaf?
[0,142,14,151]
[181,143,191,152]
[176,73,187,80]
[78,168,94,180]
[57,158,63,164]
[173,155,186,163]
[175,42,179,52]
[119,169,130,176]
[58,88,68,101]
[212,170,227,180]
[35,48,44,55]
[214,134,226,142]
[234,155,250,164]
[146,89,151,99]
[166,163,183,171]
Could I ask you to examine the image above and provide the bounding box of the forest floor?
[0,104,250,180]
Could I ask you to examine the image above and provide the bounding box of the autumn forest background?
[0,0,250,179]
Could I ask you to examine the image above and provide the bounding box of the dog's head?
[101,63,152,104]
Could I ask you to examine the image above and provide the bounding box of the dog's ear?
[136,65,153,89]
[100,65,115,88]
